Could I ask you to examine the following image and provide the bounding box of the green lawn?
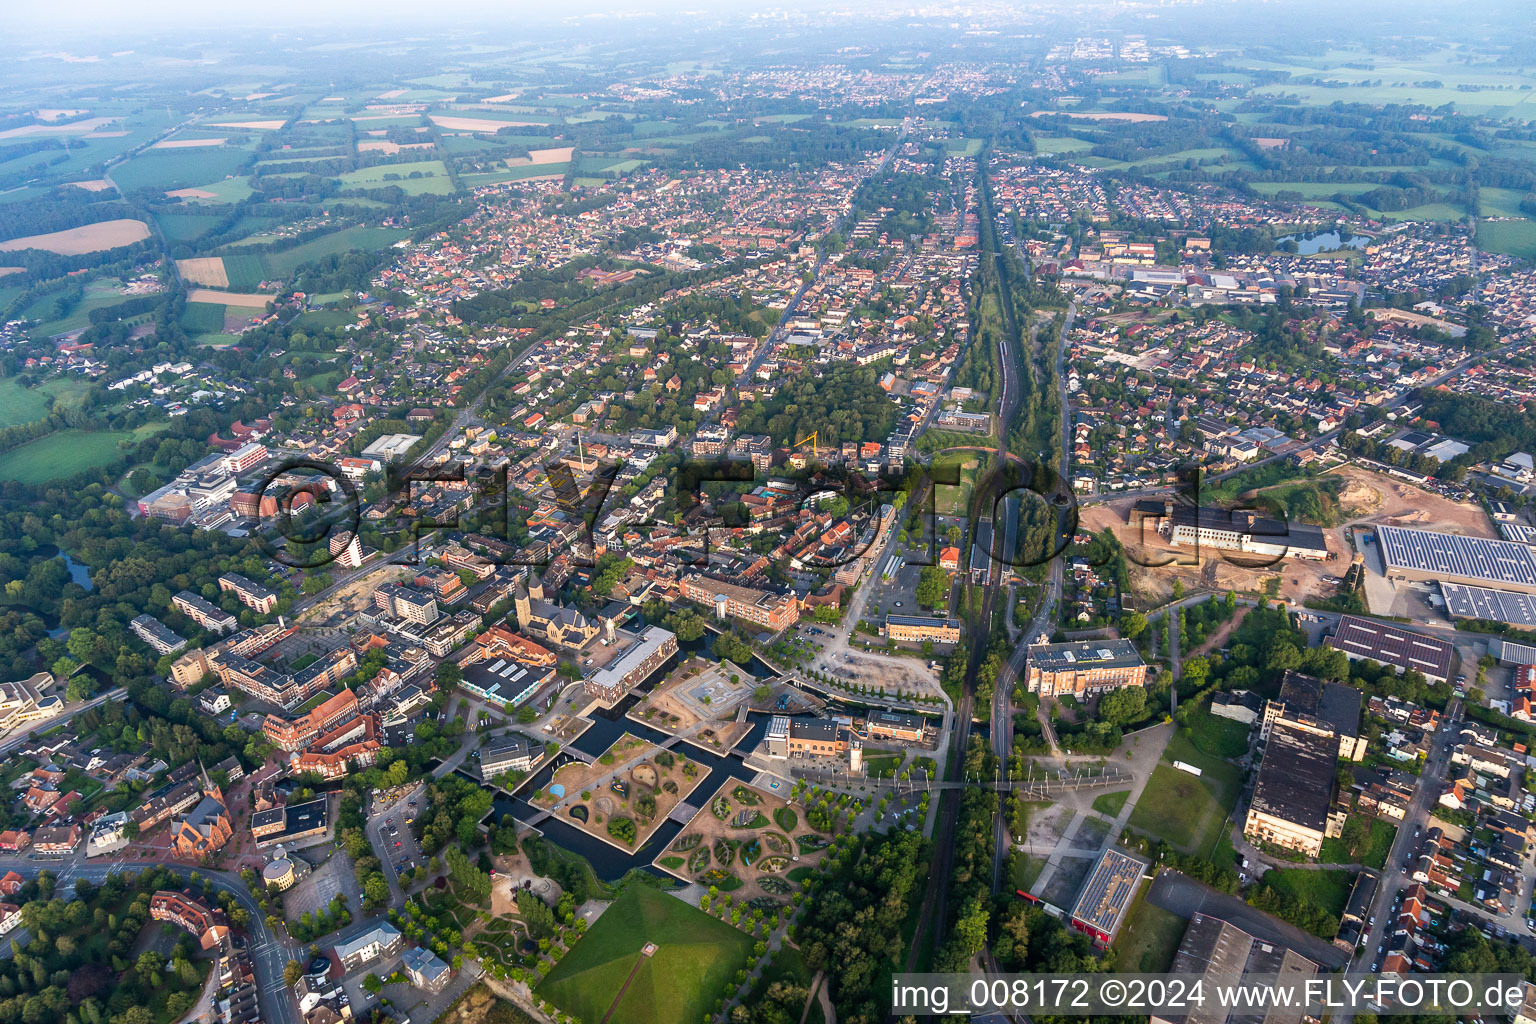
[0,428,137,483]
[1007,852,1047,893]
[537,886,751,1024]
[1183,706,1252,759]
[1091,790,1130,817]
[1262,867,1353,918]
[1126,751,1238,856]
[1115,887,1187,973]
[0,377,94,428]
[1319,817,1397,869]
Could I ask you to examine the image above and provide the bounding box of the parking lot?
[369,783,425,902]
[284,849,358,921]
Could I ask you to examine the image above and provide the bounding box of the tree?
[283,961,304,986]
[1120,610,1148,639]
[435,660,462,692]
[915,565,950,610]
[362,974,383,994]
[1098,687,1146,726]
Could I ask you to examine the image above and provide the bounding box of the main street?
[1328,697,1462,1024]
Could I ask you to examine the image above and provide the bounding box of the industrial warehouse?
[1375,524,1536,592]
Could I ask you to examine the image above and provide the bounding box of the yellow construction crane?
[794,431,820,457]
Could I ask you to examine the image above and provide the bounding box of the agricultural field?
[335,159,455,194]
[156,212,225,243]
[18,277,159,336]
[109,147,254,191]
[180,302,228,336]
[257,226,411,279]
[0,218,149,255]
[177,257,229,287]
[0,377,95,428]
[1477,219,1536,259]
[220,253,268,290]
[536,886,751,1024]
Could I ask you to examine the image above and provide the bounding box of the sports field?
[536,886,751,1024]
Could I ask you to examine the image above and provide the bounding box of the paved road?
[1332,698,1465,1024]
[368,782,426,905]
[0,858,302,1024]
[0,687,125,759]
[1147,869,1350,970]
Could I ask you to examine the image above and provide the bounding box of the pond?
[1275,230,1370,255]
[488,709,779,881]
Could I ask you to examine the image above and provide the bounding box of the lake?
[1276,230,1370,255]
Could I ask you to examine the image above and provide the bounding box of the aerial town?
[6,2,1536,1023]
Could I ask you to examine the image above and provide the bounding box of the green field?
[178,177,255,204]
[1033,135,1095,155]
[0,428,137,483]
[1319,817,1397,869]
[1478,219,1536,259]
[19,279,152,337]
[1262,867,1353,918]
[221,253,267,290]
[537,886,751,1024]
[258,226,411,279]
[181,302,227,335]
[1249,181,1380,199]
[0,377,94,428]
[110,148,253,192]
[156,212,225,243]
[1116,887,1187,973]
[1183,706,1252,759]
[335,159,455,195]
[1127,730,1243,855]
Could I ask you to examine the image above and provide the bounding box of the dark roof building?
[1326,616,1456,683]
[1243,720,1340,857]
[1152,912,1320,1024]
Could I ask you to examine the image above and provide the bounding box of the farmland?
[0,219,149,255]
[257,226,412,279]
[335,159,456,195]
[109,147,254,191]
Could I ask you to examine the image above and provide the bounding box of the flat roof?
[1068,847,1148,937]
[1326,615,1455,680]
[1028,638,1144,672]
[1439,581,1536,627]
[1250,721,1337,832]
[1377,524,1536,590]
[884,614,961,629]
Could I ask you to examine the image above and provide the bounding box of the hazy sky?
[0,0,718,40]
